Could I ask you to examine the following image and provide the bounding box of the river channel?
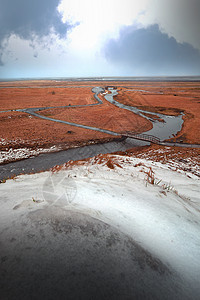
[0,87,184,180]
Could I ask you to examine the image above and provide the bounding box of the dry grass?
[115,82,200,144]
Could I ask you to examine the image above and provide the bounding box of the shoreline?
[1,76,200,83]
[1,148,200,298]
[0,135,126,166]
[1,80,200,167]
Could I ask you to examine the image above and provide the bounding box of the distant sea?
[1,76,200,82]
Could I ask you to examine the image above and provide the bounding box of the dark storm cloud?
[0,0,71,64]
[104,25,200,75]
[147,0,200,51]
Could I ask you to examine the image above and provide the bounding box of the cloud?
[104,24,200,75]
[0,0,71,65]
[141,0,200,51]
[1,0,199,77]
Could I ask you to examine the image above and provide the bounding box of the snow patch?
[0,153,200,294]
[0,146,58,164]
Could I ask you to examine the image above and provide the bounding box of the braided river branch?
[1,86,188,144]
[1,86,200,180]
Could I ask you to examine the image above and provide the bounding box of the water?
[145,114,183,140]
[0,84,184,179]
[0,85,148,181]
[0,138,148,180]
[104,89,184,141]
[1,76,200,82]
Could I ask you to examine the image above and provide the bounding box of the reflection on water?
[0,138,148,180]
[144,114,183,140]
[0,86,184,179]
[104,88,183,141]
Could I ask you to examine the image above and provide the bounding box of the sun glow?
[58,0,148,51]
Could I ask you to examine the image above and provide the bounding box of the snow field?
[0,153,200,295]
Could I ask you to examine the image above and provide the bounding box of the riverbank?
[0,136,125,165]
[1,80,199,165]
[1,79,200,299]
[114,81,200,144]
[0,147,200,299]
[0,80,151,164]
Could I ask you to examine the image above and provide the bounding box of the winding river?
[104,88,183,141]
[1,87,183,139]
[0,86,189,180]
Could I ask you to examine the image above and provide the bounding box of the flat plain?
[0,80,200,161]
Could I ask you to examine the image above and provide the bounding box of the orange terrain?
[0,80,199,156]
[0,81,151,152]
[115,81,200,144]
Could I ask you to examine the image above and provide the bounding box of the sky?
[0,0,200,79]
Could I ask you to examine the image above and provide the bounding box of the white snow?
[0,145,58,164]
[0,153,200,294]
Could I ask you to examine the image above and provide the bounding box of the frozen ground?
[0,153,200,299]
[0,144,59,164]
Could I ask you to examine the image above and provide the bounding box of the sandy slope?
[0,151,200,299]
